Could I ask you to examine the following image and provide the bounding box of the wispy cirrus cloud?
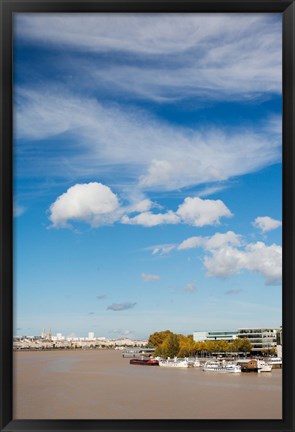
[225,288,243,295]
[14,199,26,217]
[15,87,281,195]
[151,244,177,255]
[15,14,281,102]
[141,273,160,282]
[183,282,197,294]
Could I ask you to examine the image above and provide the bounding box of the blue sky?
[13,13,282,339]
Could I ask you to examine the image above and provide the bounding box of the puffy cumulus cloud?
[107,302,136,311]
[178,237,204,251]
[253,216,282,233]
[49,182,120,228]
[151,231,281,285]
[204,242,282,285]
[176,197,233,227]
[205,231,241,250]
[141,273,160,282]
[122,197,232,228]
[49,183,233,230]
[121,211,180,227]
[128,199,153,213]
[178,231,241,251]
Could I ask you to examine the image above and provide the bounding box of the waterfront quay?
[14,349,282,420]
[13,335,148,351]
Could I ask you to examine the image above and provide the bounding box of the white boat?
[159,357,192,368]
[268,357,282,366]
[203,361,241,373]
[192,359,201,367]
[257,360,272,372]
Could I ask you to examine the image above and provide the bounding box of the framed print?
[1,1,294,431]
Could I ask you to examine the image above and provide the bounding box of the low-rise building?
[193,330,238,342]
[237,327,279,353]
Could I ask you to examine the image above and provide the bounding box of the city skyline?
[14,13,282,339]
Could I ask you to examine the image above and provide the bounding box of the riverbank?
[14,349,282,420]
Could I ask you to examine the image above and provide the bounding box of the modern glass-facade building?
[193,327,281,353]
[193,330,238,342]
[237,328,279,352]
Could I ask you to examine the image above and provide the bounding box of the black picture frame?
[1,1,294,431]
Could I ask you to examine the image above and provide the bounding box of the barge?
[129,358,159,366]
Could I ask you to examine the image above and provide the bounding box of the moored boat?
[129,358,159,366]
[237,359,259,372]
[257,360,272,372]
[159,357,192,368]
[202,361,241,373]
[267,357,282,368]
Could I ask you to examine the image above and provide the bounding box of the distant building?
[193,330,238,343]
[52,332,65,341]
[88,332,95,340]
[237,327,279,353]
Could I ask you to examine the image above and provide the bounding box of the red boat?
[129,358,159,366]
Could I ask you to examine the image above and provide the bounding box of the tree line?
[147,330,253,358]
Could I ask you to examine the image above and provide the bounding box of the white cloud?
[15,14,281,101]
[253,216,282,233]
[13,201,26,217]
[178,237,204,250]
[151,244,176,255]
[128,199,153,213]
[178,231,241,250]
[49,182,233,230]
[49,182,120,228]
[204,241,282,285]
[151,230,281,285]
[176,197,232,227]
[183,282,196,293]
[141,273,160,282]
[205,231,241,249]
[121,197,232,227]
[16,88,281,193]
[121,211,180,227]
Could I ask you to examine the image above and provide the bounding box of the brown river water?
[14,349,282,419]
